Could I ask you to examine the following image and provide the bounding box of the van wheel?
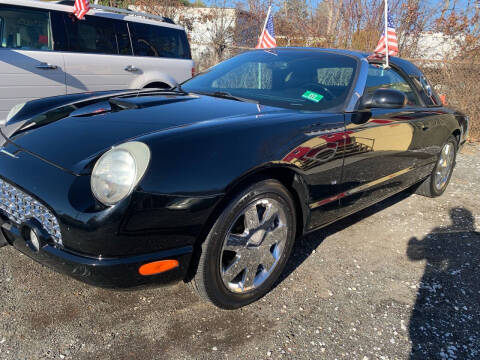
[143,82,170,89]
[188,179,296,309]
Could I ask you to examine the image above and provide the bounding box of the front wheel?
[189,179,296,309]
[416,135,457,198]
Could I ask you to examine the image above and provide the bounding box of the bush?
[412,59,480,141]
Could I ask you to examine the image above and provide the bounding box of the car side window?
[411,75,442,106]
[365,64,421,106]
[63,14,117,55]
[129,22,190,59]
[0,5,53,51]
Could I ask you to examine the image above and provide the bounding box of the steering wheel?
[299,83,336,100]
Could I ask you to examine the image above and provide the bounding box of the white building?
[406,32,463,60]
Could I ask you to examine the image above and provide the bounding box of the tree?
[134,0,189,20]
[96,0,202,9]
[434,1,480,61]
[95,0,133,8]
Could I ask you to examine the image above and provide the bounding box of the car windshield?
[181,49,358,111]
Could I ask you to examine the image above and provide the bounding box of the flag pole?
[259,6,272,46]
[384,0,389,68]
[257,6,272,89]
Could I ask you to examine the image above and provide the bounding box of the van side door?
[128,21,194,88]
[0,4,65,121]
[52,12,139,94]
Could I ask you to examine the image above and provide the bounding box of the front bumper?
[0,218,192,288]
[0,141,221,288]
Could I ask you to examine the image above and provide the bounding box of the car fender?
[223,162,311,234]
[135,113,317,196]
[133,111,343,237]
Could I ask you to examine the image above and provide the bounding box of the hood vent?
[70,101,113,117]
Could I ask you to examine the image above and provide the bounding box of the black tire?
[188,179,296,309]
[416,135,457,198]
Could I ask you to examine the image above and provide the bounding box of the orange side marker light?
[440,94,447,105]
[139,260,179,276]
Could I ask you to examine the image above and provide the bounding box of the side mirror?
[362,88,407,109]
[350,111,372,125]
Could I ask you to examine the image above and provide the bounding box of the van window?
[129,22,190,59]
[115,21,132,55]
[0,5,53,51]
[50,10,67,51]
[0,17,3,45]
[63,14,118,55]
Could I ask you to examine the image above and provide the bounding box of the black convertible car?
[0,48,469,309]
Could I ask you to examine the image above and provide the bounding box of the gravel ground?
[0,143,479,360]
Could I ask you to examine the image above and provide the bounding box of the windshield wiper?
[170,84,187,93]
[196,91,259,104]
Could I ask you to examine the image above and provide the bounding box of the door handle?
[125,65,139,72]
[36,63,58,70]
[422,125,429,131]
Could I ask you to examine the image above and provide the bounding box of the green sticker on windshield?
[302,90,324,103]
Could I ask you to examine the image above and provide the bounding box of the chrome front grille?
[0,178,62,245]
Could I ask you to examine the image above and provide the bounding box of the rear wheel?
[416,135,457,197]
[189,179,296,309]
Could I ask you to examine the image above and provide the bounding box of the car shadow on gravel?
[407,207,480,360]
[277,189,413,285]
[276,191,480,359]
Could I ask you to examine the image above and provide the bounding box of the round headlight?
[91,142,150,206]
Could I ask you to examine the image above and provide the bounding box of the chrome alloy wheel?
[434,142,455,191]
[220,198,288,293]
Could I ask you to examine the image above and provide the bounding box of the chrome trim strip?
[309,166,414,209]
[345,58,369,113]
[305,126,345,137]
[0,149,18,159]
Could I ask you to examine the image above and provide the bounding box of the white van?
[0,0,194,121]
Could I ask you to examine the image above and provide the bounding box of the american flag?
[371,13,398,59]
[256,9,276,49]
[73,0,90,20]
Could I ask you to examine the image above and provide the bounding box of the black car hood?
[0,92,290,174]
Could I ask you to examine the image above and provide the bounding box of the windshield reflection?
[182,49,358,111]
